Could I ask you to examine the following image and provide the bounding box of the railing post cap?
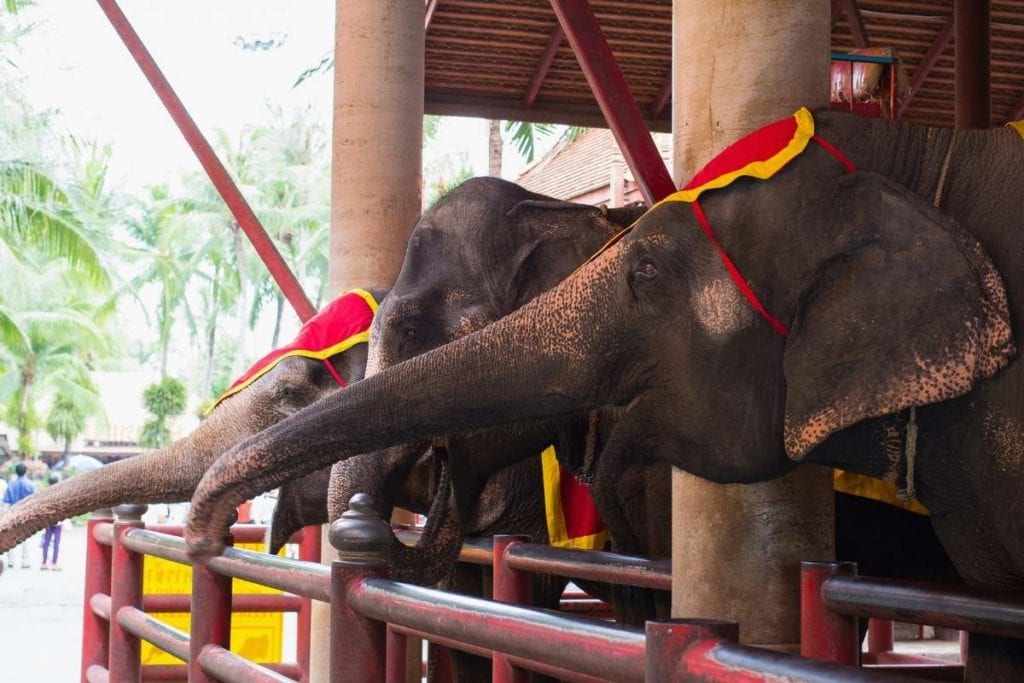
[90,507,115,520]
[329,493,392,562]
[112,503,148,521]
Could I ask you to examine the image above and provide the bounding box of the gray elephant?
[0,288,382,562]
[187,111,1024,678]
[280,178,956,624]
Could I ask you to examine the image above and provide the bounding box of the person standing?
[40,473,62,570]
[2,463,36,568]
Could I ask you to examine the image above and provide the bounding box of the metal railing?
[80,495,1024,682]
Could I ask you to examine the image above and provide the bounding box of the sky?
[15,0,517,191]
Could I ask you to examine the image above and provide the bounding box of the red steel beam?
[650,76,671,120]
[955,0,991,129]
[94,0,316,322]
[522,26,564,108]
[896,16,954,120]
[840,0,870,48]
[425,0,440,29]
[1009,92,1024,122]
[548,0,675,203]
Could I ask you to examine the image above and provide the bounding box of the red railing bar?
[390,624,610,683]
[349,577,647,683]
[504,542,671,590]
[90,592,112,621]
[117,606,190,662]
[82,510,113,683]
[145,523,304,545]
[822,575,1024,639]
[122,528,332,602]
[143,593,303,613]
[84,664,110,683]
[679,639,918,682]
[94,522,113,546]
[197,645,297,683]
[296,524,320,681]
[139,663,302,681]
[93,0,316,321]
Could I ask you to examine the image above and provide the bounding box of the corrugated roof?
[425,1,1024,130]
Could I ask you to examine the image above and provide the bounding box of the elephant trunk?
[0,396,252,554]
[185,249,635,558]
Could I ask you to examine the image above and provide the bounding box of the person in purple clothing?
[40,473,62,570]
[2,463,36,568]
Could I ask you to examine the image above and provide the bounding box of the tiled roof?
[516,128,672,201]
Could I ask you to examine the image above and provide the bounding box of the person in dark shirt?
[3,463,36,568]
[40,473,62,570]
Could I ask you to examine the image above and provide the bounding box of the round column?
[311,2,424,681]
[671,0,835,647]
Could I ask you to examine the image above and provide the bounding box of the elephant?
[0,288,384,566]
[280,177,959,624]
[186,110,1024,678]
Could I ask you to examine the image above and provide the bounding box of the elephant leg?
[590,428,660,627]
[965,633,1024,682]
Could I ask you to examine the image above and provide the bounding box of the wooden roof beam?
[839,0,870,48]
[1008,92,1024,122]
[897,15,954,120]
[650,76,670,119]
[522,26,564,108]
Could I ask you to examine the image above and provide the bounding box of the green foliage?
[45,393,86,446]
[142,376,186,419]
[138,419,170,449]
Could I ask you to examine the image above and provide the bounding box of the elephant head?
[185,111,1017,595]
[0,288,383,562]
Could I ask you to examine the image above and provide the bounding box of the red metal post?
[108,504,147,682]
[386,626,408,683]
[800,561,860,665]
[955,0,991,129]
[81,509,114,683]
[548,0,676,203]
[866,618,894,655]
[189,517,235,683]
[646,619,739,681]
[329,494,390,683]
[493,535,532,683]
[296,525,321,682]
[93,0,316,322]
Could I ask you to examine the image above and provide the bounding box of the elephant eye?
[403,327,417,340]
[634,259,658,279]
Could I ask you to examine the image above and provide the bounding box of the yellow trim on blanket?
[1008,120,1024,139]
[833,470,929,515]
[541,446,609,550]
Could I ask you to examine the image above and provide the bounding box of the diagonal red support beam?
[831,0,844,25]
[95,0,316,322]
[896,16,953,120]
[548,0,674,203]
[523,26,564,109]
[425,0,440,30]
[1010,93,1024,123]
[651,76,671,120]
[839,0,869,48]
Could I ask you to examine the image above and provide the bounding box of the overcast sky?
[16,0,502,190]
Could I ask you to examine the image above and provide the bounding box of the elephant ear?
[504,199,643,306]
[783,174,1015,461]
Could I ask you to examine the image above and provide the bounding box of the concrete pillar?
[671,0,835,647]
[310,2,424,681]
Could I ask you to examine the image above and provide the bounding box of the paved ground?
[0,523,86,681]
